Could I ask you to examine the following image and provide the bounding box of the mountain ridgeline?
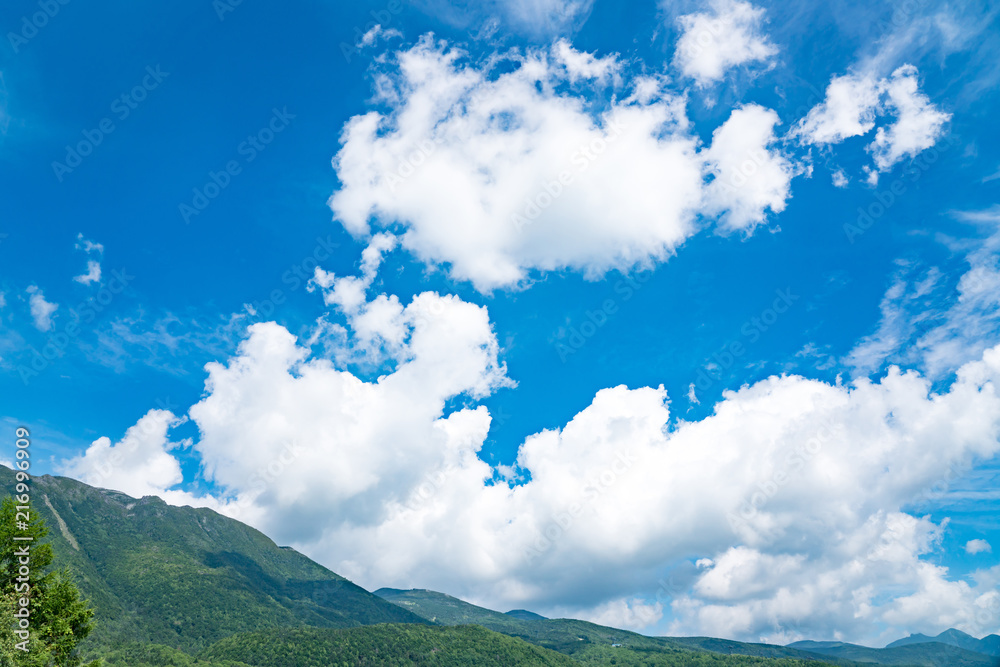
[0,466,422,654]
[5,465,999,667]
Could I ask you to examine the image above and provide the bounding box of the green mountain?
[375,589,849,665]
[788,639,1000,667]
[200,624,841,667]
[0,467,423,655]
[885,628,1000,656]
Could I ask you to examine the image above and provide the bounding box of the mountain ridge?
[0,466,424,653]
[885,628,1000,656]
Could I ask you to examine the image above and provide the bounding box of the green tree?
[0,497,97,667]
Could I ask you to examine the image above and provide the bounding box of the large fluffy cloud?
[181,321,1000,644]
[329,36,795,291]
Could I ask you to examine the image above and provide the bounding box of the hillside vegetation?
[199,624,578,666]
[0,467,421,654]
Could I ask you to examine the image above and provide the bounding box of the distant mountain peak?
[886,628,1000,657]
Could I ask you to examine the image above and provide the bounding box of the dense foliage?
[199,624,577,666]
[372,591,832,663]
[100,642,252,667]
[572,645,845,666]
[0,497,96,667]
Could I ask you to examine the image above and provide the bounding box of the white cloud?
[25,285,58,332]
[567,596,664,632]
[413,0,594,38]
[186,274,513,533]
[551,39,619,83]
[831,169,848,188]
[496,0,594,36]
[795,72,882,145]
[74,260,102,285]
[59,409,197,503]
[966,539,992,555]
[795,65,950,179]
[672,0,777,86]
[357,24,402,49]
[73,233,104,285]
[702,104,795,231]
[869,65,952,172]
[330,37,795,292]
[75,233,104,255]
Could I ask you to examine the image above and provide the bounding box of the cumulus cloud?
[869,65,952,172]
[796,72,882,145]
[966,539,992,555]
[672,0,777,86]
[59,409,204,506]
[329,36,795,291]
[702,104,795,231]
[187,336,1000,644]
[187,270,513,535]
[25,286,58,332]
[795,65,950,180]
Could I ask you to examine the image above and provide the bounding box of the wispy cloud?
[25,285,58,332]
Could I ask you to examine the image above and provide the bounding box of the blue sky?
[2,0,1000,646]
